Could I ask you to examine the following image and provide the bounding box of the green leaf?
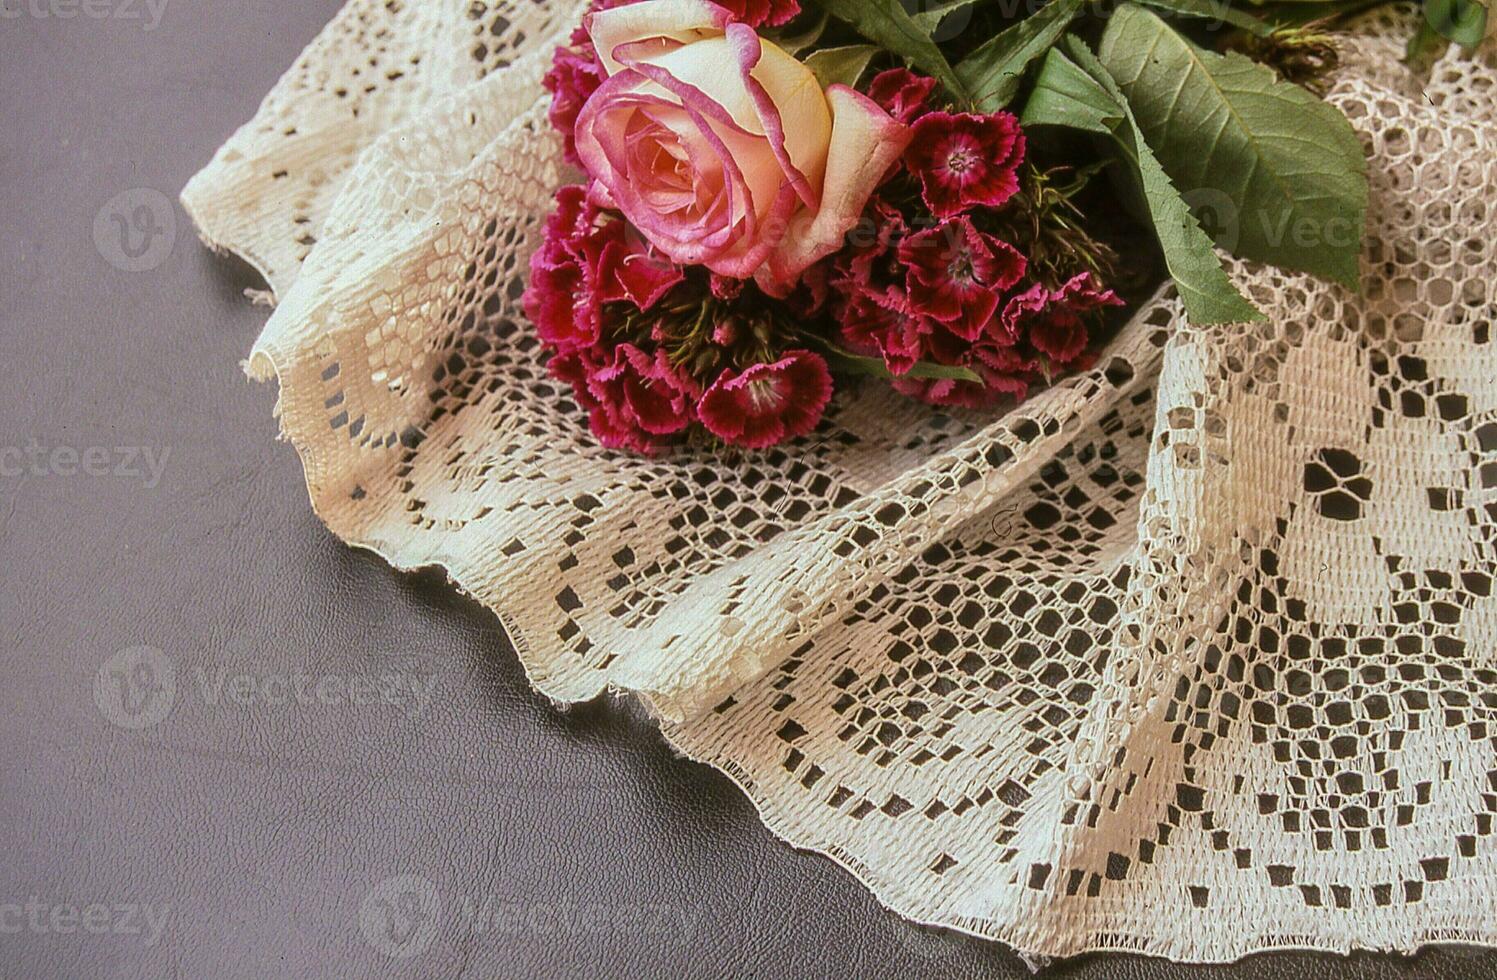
[910,0,980,33]
[1098,4,1367,288]
[1425,0,1490,46]
[1022,40,1265,324]
[955,0,1087,112]
[817,344,985,383]
[766,8,830,56]
[804,45,881,89]
[808,0,969,99]
[1406,15,1449,63]
[1264,0,1388,28]
[1132,0,1275,36]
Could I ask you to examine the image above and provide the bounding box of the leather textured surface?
[0,3,1494,977]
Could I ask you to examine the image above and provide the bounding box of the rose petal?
[727,24,828,208]
[757,85,910,294]
[588,0,735,76]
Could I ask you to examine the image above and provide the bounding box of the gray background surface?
[1,2,1493,976]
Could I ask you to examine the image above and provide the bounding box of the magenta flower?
[715,0,802,26]
[900,216,1026,340]
[867,68,939,125]
[527,250,592,350]
[1002,272,1121,366]
[542,44,605,167]
[526,189,599,350]
[590,343,698,436]
[709,274,745,302]
[552,343,697,454]
[590,221,685,310]
[834,199,908,304]
[904,111,1025,219]
[698,350,833,448]
[842,292,930,376]
[890,321,1034,409]
[783,257,832,318]
[523,185,684,353]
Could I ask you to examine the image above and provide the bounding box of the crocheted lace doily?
[182,1,1497,961]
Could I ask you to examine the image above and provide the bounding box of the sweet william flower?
[527,251,590,349]
[714,0,802,27]
[591,221,686,310]
[832,199,933,376]
[905,111,1025,219]
[839,290,930,376]
[698,350,833,448]
[524,186,684,352]
[552,343,699,454]
[867,68,939,125]
[892,367,1030,410]
[543,44,605,167]
[890,321,1035,409]
[526,189,598,350]
[901,216,1026,340]
[1002,272,1122,366]
[573,0,910,294]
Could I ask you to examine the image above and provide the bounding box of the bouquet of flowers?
[526,0,1480,453]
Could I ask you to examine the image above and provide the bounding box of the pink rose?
[573,0,911,295]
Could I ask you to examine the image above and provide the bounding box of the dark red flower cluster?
[526,186,683,352]
[525,185,833,454]
[542,43,604,167]
[530,21,1124,454]
[831,68,1121,409]
[714,0,801,27]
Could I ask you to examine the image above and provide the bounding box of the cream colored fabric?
[183,1,1497,961]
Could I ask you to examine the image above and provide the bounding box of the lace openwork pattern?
[182,1,1497,961]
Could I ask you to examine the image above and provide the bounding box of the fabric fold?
[183,0,1497,962]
